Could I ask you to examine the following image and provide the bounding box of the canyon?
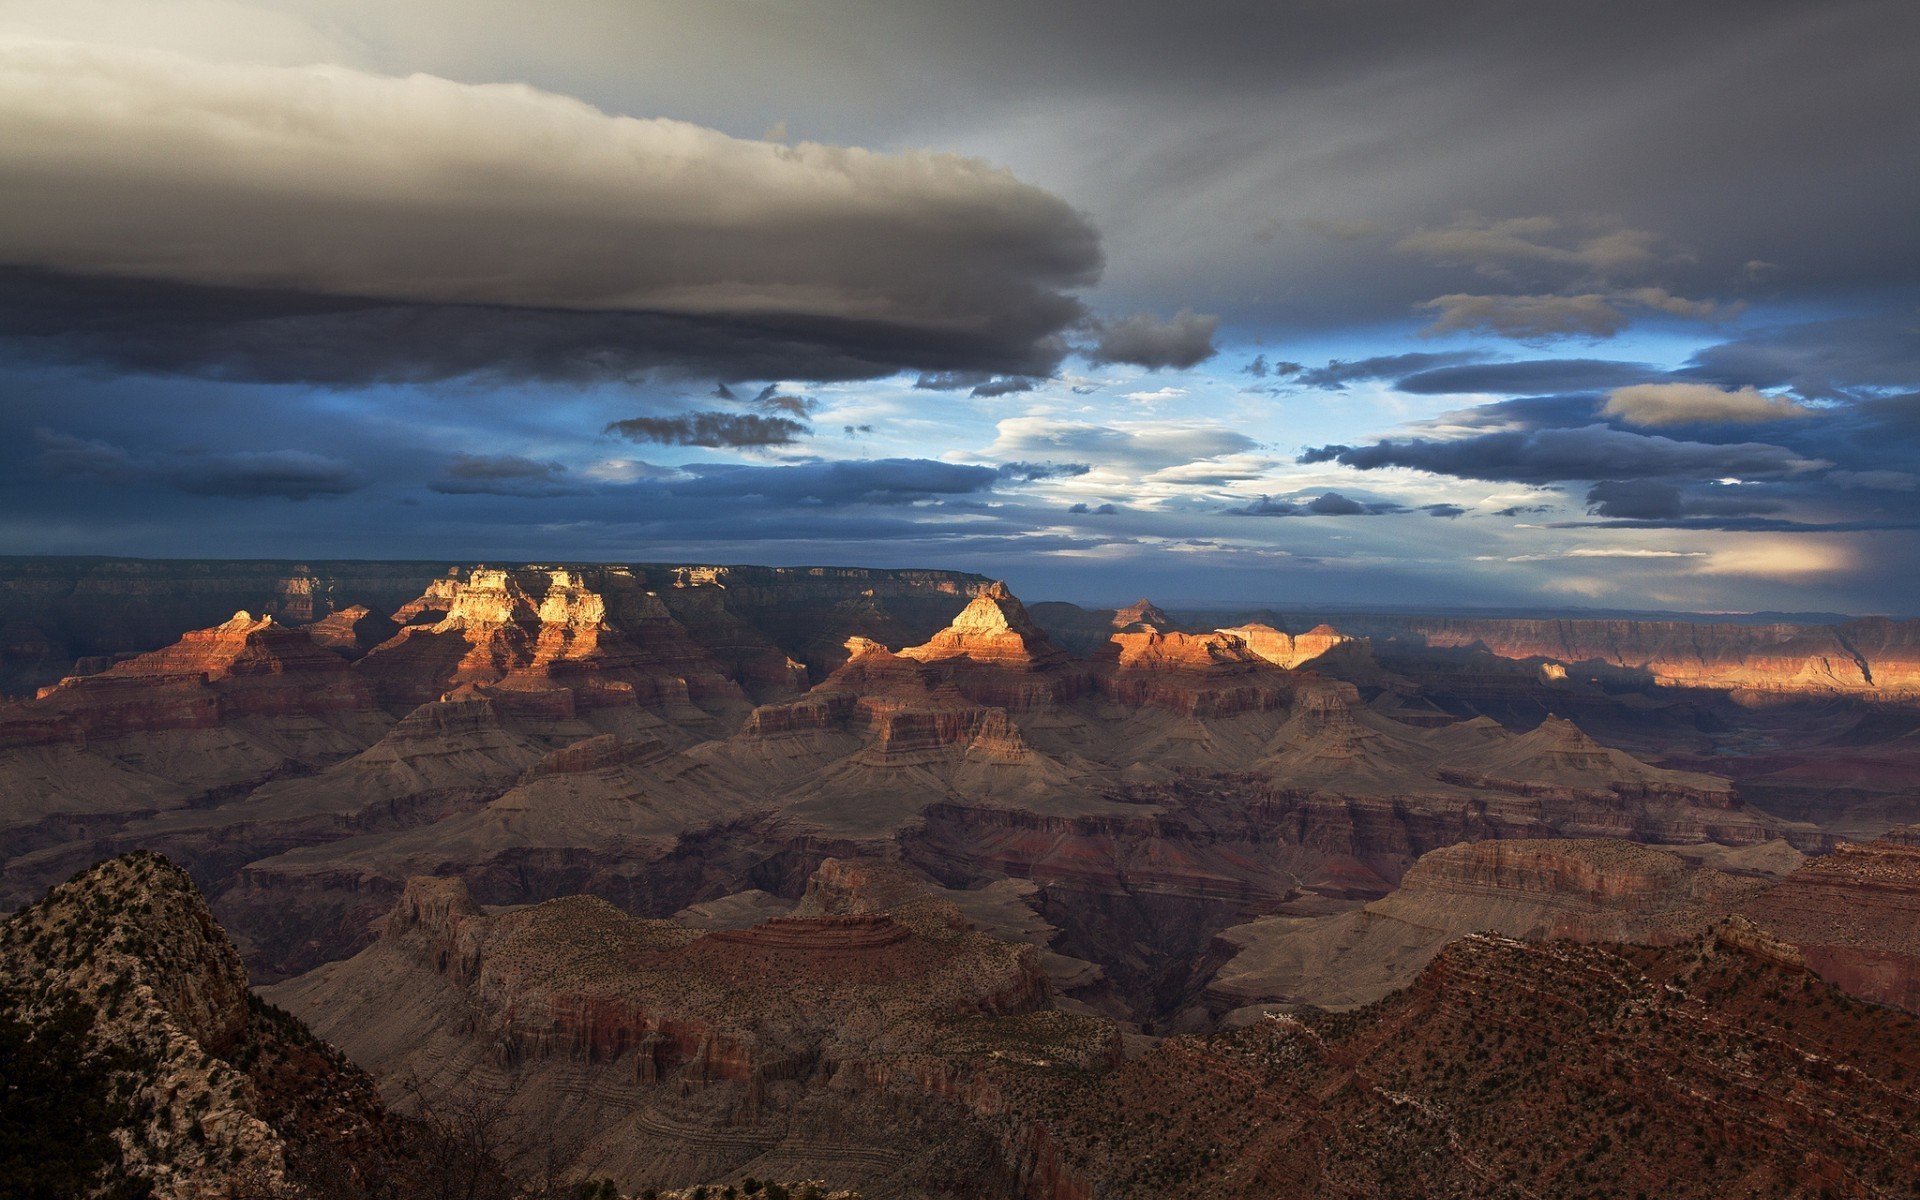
[4,557,1920,1198]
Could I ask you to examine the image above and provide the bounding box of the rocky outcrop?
[900,582,1072,672]
[1742,831,1920,1011]
[1092,628,1293,717]
[1110,598,1174,632]
[0,852,463,1199]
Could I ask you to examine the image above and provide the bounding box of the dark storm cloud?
[0,269,1091,386]
[1680,315,1920,401]
[1230,491,1406,517]
[164,451,363,499]
[913,371,1040,397]
[1301,425,1825,484]
[35,428,361,500]
[1295,352,1487,390]
[1421,503,1467,518]
[1584,480,1784,521]
[1395,359,1659,396]
[1084,310,1219,370]
[606,412,809,447]
[0,41,1100,384]
[971,377,1040,397]
[429,453,575,497]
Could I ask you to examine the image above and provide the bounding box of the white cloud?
[984,417,1258,474]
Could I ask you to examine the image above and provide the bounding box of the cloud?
[1145,454,1285,485]
[1068,502,1119,515]
[1421,503,1467,518]
[0,39,1100,383]
[1682,316,1920,401]
[1084,309,1219,369]
[1418,293,1628,340]
[430,452,573,497]
[913,370,1040,398]
[32,427,136,483]
[36,428,360,499]
[1295,351,1487,389]
[606,411,808,447]
[1583,479,1783,521]
[1601,382,1814,426]
[995,461,1091,483]
[1394,358,1656,395]
[1418,290,1732,342]
[986,417,1258,474]
[1694,536,1858,579]
[1829,469,1919,491]
[1230,491,1405,517]
[1240,355,1301,379]
[746,386,818,418]
[1490,547,1708,563]
[639,458,999,506]
[161,450,361,499]
[1302,424,1827,483]
[1395,216,1663,277]
[970,376,1041,398]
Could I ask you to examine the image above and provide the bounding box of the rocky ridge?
[0,853,465,1199]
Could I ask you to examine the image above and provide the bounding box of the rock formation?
[1205,837,1779,1015]
[1092,626,1294,717]
[899,581,1072,672]
[1742,828,1920,1011]
[268,861,1116,1196]
[1110,598,1175,631]
[0,852,473,1199]
[8,610,377,741]
[1216,622,1357,669]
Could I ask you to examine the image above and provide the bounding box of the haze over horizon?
[3,1,1917,614]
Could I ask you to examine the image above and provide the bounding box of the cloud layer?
[0,37,1101,382]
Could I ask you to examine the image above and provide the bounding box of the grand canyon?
[6,3,1919,1196]
[5,557,1919,1198]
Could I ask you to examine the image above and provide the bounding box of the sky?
[1,0,1917,612]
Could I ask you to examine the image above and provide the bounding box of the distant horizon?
[0,552,1900,623]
